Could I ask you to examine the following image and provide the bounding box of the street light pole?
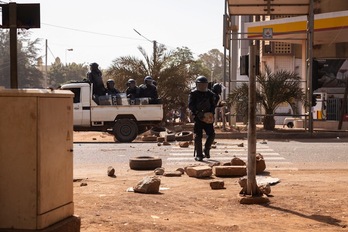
[133,29,157,75]
[65,48,73,65]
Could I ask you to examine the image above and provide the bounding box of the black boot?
[204,133,215,159]
[203,148,210,159]
[194,137,203,161]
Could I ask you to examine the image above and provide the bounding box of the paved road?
[166,140,297,170]
[73,137,348,177]
[267,137,348,169]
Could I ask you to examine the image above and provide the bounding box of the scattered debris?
[133,176,161,194]
[213,165,246,177]
[256,153,266,174]
[107,166,116,177]
[185,166,212,178]
[141,135,158,142]
[175,131,194,141]
[176,168,185,175]
[231,157,246,166]
[129,156,162,170]
[258,183,271,196]
[163,171,182,177]
[210,180,225,190]
[80,183,88,187]
[154,167,165,175]
[179,141,190,148]
[255,175,280,185]
[237,143,244,147]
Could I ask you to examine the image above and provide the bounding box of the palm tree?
[105,45,207,123]
[228,65,305,130]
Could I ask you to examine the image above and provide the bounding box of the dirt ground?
[72,132,348,232]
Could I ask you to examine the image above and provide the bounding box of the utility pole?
[133,29,157,76]
[246,45,260,196]
[45,39,48,88]
[9,3,18,88]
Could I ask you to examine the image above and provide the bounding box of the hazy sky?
[2,0,225,69]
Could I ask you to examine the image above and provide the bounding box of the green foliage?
[198,49,226,83]
[47,58,88,88]
[228,65,305,130]
[0,30,43,88]
[105,45,208,121]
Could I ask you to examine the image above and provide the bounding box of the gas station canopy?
[227,0,310,16]
[244,10,348,45]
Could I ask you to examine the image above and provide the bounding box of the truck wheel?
[113,119,138,142]
[129,156,162,170]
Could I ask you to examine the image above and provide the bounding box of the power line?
[43,23,144,42]
[43,23,169,48]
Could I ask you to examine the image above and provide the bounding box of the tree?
[47,58,88,88]
[228,65,304,130]
[105,45,207,122]
[198,49,225,83]
[0,30,43,88]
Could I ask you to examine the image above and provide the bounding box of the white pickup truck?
[60,81,163,142]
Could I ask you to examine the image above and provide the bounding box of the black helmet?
[144,76,153,82]
[90,62,99,68]
[144,76,153,85]
[212,83,222,95]
[195,76,208,83]
[107,79,114,84]
[195,76,209,92]
[127,78,135,84]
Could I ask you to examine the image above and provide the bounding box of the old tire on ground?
[175,131,194,141]
[287,122,294,128]
[150,126,166,136]
[113,119,138,143]
[129,156,162,170]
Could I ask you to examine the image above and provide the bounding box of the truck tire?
[113,119,138,143]
[129,156,162,170]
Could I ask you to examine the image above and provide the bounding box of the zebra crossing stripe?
[166,141,297,170]
[169,152,281,156]
[167,157,286,161]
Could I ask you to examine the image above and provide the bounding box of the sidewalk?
[183,123,348,140]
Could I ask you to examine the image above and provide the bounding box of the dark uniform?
[126,79,140,100]
[188,76,216,161]
[139,76,158,103]
[87,62,106,97]
[106,79,120,95]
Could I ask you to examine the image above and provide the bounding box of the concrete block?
[185,166,212,178]
[213,166,246,177]
[210,180,225,189]
[0,216,81,232]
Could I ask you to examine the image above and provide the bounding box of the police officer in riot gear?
[87,62,106,98]
[106,79,120,95]
[126,78,140,100]
[188,76,216,161]
[139,76,158,103]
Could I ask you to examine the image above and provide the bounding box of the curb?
[214,131,348,140]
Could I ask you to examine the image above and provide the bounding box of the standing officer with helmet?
[87,62,106,101]
[188,76,216,161]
